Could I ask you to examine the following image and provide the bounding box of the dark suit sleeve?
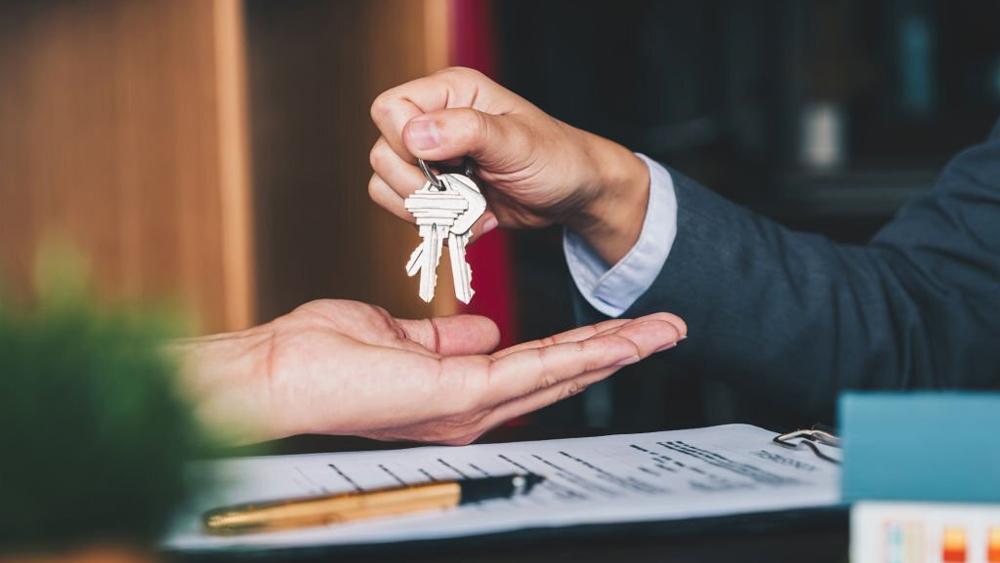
[588,120,1000,419]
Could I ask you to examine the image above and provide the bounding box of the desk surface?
[181,430,850,563]
[180,516,848,563]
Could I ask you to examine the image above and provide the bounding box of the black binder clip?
[773,425,841,465]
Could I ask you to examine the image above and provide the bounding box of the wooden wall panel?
[0,0,254,333]
[245,0,455,322]
[0,0,447,331]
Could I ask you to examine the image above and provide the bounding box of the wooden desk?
[180,519,848,563]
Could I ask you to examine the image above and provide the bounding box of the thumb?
[397,314,501,356]
[402,108,520,169]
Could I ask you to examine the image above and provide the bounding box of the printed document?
[166,424,840,550]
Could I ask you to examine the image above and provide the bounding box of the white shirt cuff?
[563,154,678,317]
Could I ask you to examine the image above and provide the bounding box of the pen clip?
[773,425,841,465]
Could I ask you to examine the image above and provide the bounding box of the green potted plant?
[0,262,208,561]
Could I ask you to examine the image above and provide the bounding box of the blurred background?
[1,0,998,437]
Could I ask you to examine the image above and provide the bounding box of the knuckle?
[367,175,382,199]
[435,66,465,78]
[300,298,335,310]
[291,298,342,319]
[370,92,392,121]
[370,304,392,321]
[438,66,484,82]
[465,108,489,136]
[368,140,392,171]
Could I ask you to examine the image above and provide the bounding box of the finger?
[655,312,688,339]
[397,314,501,356]
[491,318,635,359]
[368,174,409,221]
[601,316,684,355]
[370,68,494,162]
[477,319,681,404]
[370,320,670,439]
[370,136,500,240]
[369,136,427,200]
[477,367,618,435]
[369,169,498,234]
[468,211,499,242]
[402,108,524,169]
[492,312,685,360]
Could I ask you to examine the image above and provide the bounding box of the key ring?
[417,159,445,191]
[463,158,476,180]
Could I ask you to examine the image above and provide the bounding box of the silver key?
[443,175,486,304]
[404,175,468,303]
[448,231,473,303]
[445,174,487,236]
[404,173,486,303]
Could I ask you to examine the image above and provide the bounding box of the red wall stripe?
[449,0,519,348]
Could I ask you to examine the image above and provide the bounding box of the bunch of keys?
[404,159,487,304]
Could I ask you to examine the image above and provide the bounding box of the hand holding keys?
[404,160,487,304]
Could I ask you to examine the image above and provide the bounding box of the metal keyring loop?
[417,159,445,190]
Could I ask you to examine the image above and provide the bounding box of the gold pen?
[203,473,544,535]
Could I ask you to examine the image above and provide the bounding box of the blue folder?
[839,392,1000,503]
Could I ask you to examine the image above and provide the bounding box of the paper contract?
[166,424,841,551]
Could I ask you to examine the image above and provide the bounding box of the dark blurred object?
[497,0,1000,432]
[0,257,207,556]
[500,0,1000,198]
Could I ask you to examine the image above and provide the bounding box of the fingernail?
[655,340,680,353]
[408,118,440,150]
[482,216,499,234]
[614,354,642,367]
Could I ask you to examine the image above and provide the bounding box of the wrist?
[568,133,650,265]
[168,326,276,444]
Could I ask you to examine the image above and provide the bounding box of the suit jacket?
[575,119,1000,424]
